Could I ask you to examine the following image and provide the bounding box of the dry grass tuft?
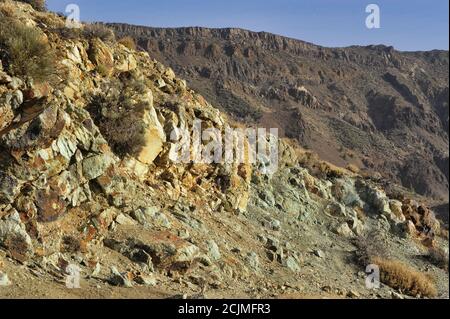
[0,2,15,17]
[316,161,348,179]
[0,18,56,82]
[346,163,360,174]
[83,23,115,42]
[372,257,438,298]
[353,233,438,298]
[118,36,137,50]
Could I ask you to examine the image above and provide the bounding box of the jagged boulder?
[88,38,114,76]
[136,104,166,164]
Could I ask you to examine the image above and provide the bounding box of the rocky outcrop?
[109,24,449,205]
[0,1,448,299]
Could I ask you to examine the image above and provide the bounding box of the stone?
[259,190,276,207]
[360,184,392,216]
[9,90,23,110]
[0,71,12,84]
[155,78,166,88]
[115,53,137,73]
[246,252,260,271]
[391,291,404,299]
[123,157,149,178]
[266,219,281,231]
[135,274,157,286]
[53,135,78,161]
[389,200,405,220]
[8,77,23,90]
[335,223,354,238]
[132,207,171,228]
[313,249,325,258]
[282,256,301,273]
[0,272,11,286]
[404,220,417,236]
[328,202,347,217]
[153,212,171,229]
[347,290,360,298]
[332,178,363,207]
[130,209,147,225]
[350,216,365,236]
[109,266,133,287]
[115,213,137,226]
[88,38,114,76]
[136,104,166,165]
[206,240,221,261]
[104,230,201,273]
[66,45,83,65]
[82,154,114,180]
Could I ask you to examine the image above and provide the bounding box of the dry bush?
[354,232,438,298]
[346,163,360,174]
[83,23,115,42]
[426,246,449,271]
[372,257,437,298]
[118,36,136,50]
[0,2,15,17]
[51,27,82,40]
[35,10,65,28]
[0,18,56,82]
[439,228,449,240]
[316,161,347,179]
[17,0,46,11]
[352,232,389,267]
[87,77,149,157]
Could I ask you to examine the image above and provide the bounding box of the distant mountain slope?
[110,24,450,202]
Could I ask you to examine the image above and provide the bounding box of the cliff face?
[0,1,448,299]
[110,24,450,204]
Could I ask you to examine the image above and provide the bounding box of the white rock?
[335,222,354,238]
[115,213,137,226]
[0,272,11,286]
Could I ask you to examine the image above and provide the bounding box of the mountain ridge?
[109,23,450,53]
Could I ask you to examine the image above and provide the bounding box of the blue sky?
[47,0,449,51]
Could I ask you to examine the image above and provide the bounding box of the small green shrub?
[0,18,56,82]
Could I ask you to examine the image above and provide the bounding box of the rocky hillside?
[0,1,448,299]
[110,24,449,207]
